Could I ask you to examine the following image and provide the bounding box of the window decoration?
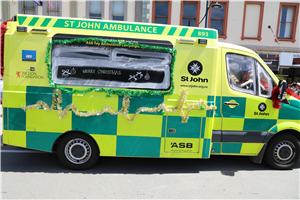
[46,37,176,96]
[22,88,217,123]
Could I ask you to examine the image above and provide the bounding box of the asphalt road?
[1,144,299,199]
[1,106,299,199]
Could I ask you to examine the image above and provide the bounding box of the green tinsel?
[45,37,176,96]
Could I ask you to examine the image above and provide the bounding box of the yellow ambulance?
[2,14,300,170]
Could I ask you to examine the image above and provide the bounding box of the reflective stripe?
[40,18,52,27]
[28,17,39,26]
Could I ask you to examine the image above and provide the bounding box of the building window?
[241,1,264,41]
[279,7,295,38]
[20,0,36,15]
[180,1,200,27]
[208,1,229,39]
[45,1,61,16]
[152,1,172,24]
[88,1,102,19]
[112,1,125,21]
[276,3,299,43]
[70,1,77,18]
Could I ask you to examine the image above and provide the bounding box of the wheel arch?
[267,121,300,142]
[269,121,300,134]
[250,127,300,164]
[267,129,300,144]
[52,130,100,154]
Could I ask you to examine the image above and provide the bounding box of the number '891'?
[198,31,209,37]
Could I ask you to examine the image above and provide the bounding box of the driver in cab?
[239,61,253,90]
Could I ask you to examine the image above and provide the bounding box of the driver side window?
[226,53,256,95]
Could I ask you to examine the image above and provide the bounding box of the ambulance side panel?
[3,15,219,159]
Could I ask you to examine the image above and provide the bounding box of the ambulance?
[2,14,300,170]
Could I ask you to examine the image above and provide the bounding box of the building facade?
[1,0,299,83]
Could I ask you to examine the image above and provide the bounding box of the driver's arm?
[240,79,253,88]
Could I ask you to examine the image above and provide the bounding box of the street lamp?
[204,0,222,28]
[211,0,222,9]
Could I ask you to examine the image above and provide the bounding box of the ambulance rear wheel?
[265,133,300,170]
[57,133,99,170]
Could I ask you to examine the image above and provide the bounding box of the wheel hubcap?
[65,138,92,164]
[273,141,295,164]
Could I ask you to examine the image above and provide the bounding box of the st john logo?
[187,61,202,76]
[258,103,267,112]
[254,103,269,116]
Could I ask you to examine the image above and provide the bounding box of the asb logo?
[22,50,36,61]
[171,142,193,148]
[187,61,202,76]
[258,103,267,112]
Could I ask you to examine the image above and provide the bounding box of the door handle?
[224,100,239,108]
[224,102,239,106]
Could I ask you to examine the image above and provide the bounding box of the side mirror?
[277,80,287,100]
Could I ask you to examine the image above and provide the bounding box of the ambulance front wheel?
[265,133,300,170]
[57,133,99,170]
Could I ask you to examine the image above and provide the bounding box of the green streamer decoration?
[45,37,176,96]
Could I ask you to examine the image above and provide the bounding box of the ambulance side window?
[51,45,172,91]
[226,53,256,95]
[257,62,272,98]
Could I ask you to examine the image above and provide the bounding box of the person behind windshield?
[239,62,253,90]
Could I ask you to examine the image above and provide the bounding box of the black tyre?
[265,133,300,170]
[57,132,99,170]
